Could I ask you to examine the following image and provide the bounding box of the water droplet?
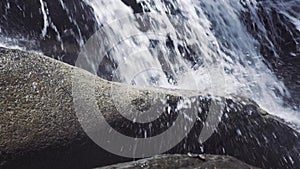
[32,82,37,89]
[236,129,242,136]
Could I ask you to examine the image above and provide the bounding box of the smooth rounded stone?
[0,48,299,169]
[97,154,259,169]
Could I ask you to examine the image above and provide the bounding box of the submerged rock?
[0,48,299,169]
[97,154,259,169]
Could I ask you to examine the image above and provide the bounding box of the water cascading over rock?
[0,0,300,169]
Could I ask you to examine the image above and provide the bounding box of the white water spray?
[84,0,300,126]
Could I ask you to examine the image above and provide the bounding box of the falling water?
[83,0,300,127]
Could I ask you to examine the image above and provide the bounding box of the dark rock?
[97,154,259,169]
[0,0,98,65]
[121,0,143,14]
[239,0,300,108]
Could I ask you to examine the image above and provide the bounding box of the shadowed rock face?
[0,0,140,66]
[0,48,299,169]
[0,0,97,65]
[97,154,259,169]
[121,0,143,13]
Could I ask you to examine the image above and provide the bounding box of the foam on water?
[0,35,34,51]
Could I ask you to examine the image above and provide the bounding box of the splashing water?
[83,0,300,127]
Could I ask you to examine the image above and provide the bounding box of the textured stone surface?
[0,48,299,169]
[98,154,259,169]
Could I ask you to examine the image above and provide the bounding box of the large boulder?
[0,48,299,169]
[97,154,259,169]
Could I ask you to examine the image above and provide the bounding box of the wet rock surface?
[240,0,300,108]
[0,48,299,169]
[0,0,97,65]
[97,154,259,169]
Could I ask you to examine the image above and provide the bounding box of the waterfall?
[83,0,300,127]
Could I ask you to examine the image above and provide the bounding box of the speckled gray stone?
[97,154,259,169]
[0,47,208,168]
[0,48,299,169]
[0,47,166,152]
